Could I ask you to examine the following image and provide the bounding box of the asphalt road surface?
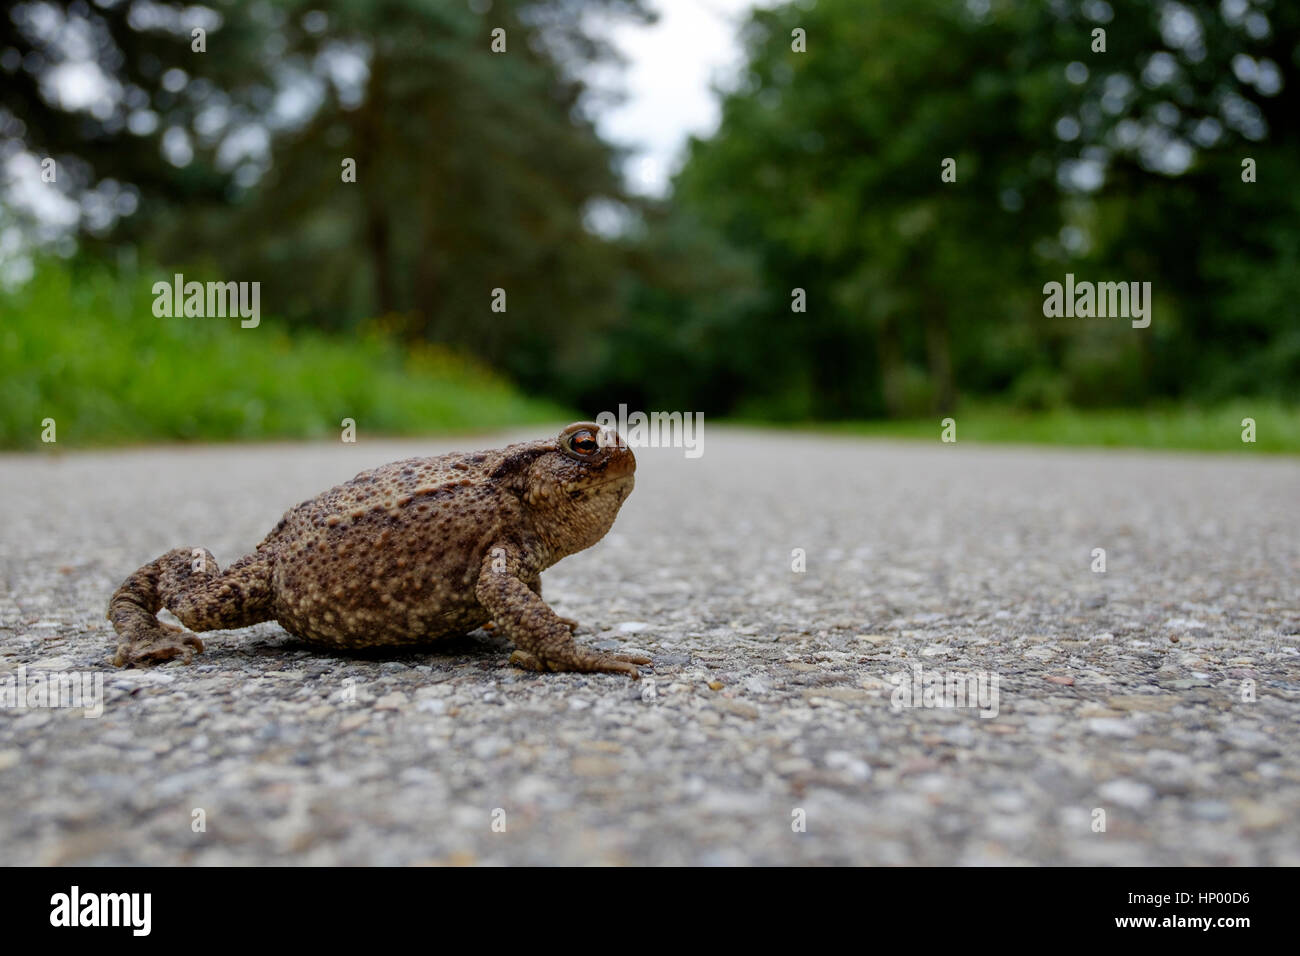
[2,429,1297,864]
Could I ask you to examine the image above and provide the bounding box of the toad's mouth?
[565,473,635,498]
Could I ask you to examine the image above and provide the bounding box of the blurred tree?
[1,0,651,391]
[5,0,1297,416]
[1064,0,1300,404]
[626,0,1300,418]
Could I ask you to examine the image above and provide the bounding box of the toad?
[108,422,648,677]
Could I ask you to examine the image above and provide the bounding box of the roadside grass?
[0,261,569,449]
[772,401,1300,454]
[5,261,1295,454]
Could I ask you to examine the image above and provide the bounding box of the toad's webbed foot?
[478,548,650,679]
[508,647,650,678]
[114,629,205,667]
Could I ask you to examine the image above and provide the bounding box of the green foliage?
[767,401,1300,454]
[4,0,1298,436]
[590,0,1300,419]
[0,259,567,449]
[2,0,651,394]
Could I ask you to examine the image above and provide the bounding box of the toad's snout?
[599,429,636,484]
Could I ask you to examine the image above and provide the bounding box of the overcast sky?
[589,0,768,196]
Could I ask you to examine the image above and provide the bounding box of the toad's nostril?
[611,447,636,475]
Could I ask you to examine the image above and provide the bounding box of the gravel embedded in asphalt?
[1,429,1297,864]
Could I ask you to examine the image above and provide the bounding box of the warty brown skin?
[107,422,649,677]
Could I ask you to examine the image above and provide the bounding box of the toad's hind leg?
[108,547,273,667]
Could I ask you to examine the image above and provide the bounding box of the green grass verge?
[5,261,1295,454]
[0,261,570,449]
[763,401,1300,454]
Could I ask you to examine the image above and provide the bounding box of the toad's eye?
[568,429,599,455]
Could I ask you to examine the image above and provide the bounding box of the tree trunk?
[878,315,905,418]
[355,55,395,317]
[924,310,955,415]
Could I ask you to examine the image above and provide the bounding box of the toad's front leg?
[475,547,649,678]
[528,579,579,631]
